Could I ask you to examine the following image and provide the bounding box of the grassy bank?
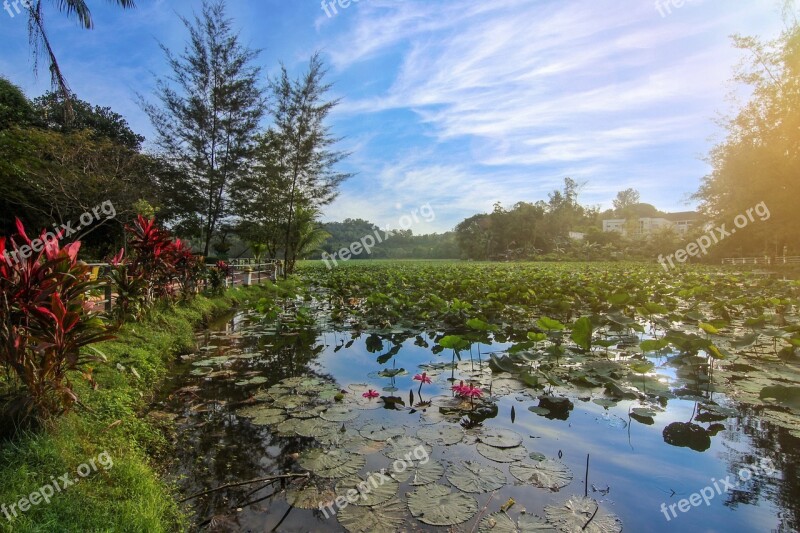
[0,285,271,533]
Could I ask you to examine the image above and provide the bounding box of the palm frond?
[53,0,93,28]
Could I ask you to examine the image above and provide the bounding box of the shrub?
[207,261,231,295]
[0,220,114,421]
[108,216,205,320]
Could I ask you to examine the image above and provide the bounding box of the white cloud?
[319,0,783,228]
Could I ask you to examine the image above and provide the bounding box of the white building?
[602,211,699,236]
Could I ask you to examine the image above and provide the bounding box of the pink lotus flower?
[452,381,483,409]
[462,385,484,398]
[451,380,467,395]
[414,372,432,395]
[362,389,380,399]
[413,372,432,384]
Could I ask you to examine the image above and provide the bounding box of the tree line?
[453,19,799,263]
[1,0,348,275]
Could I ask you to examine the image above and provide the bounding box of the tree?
[454,214,493,260]
[231,130,292,259]
[693,15,800,255]
[141,0,265,256]
[0,127,158,254]
[265,53,352,275]
[25,0,136,118]
[545,177,589,243]
[0,77,36,129]
[0,80,157,252]
[292,206,331,259]
[33,91,144,149]
[612,188,640,214]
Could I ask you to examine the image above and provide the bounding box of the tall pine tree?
[141,0,265,255]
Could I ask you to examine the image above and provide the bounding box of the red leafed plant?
[127,215,177,301]
[171,238,203,297]
[108,216,203,320]
[0,219,115,422]
[208,261,231,295]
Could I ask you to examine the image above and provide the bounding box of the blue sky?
[0,0,789,233]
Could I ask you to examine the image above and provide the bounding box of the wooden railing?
[227,261,284,287]
[721,257,771,265]
[83,261,283,313]
[721,256,800,266]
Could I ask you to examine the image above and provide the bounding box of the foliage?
[24,0,136,118]
[314,218,460,260]
[237,53,351,274]
[32,91,144,149]
[0,77,36,130]
[292,205,331,259]
[108,216,203,321]
[0,220,114,421]
[207,261,231,295]
[0,125,161,257]
[693,20,800,256]
[141,0,265,256]
[454,178,598,260]
[612,188,641,213]
[0,285,265,531]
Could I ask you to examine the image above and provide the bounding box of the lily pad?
[544,496,622,533]
[529,451,547,462]
[321,406,360,422]
[192,356,229,367]
[289,405,328,419]
[235,405,286,426]
[281,377,308,387]
[298,449,366,479]
[377,368,408,378]
[272,394,312,409]
[274,418,303,436]
[390,459,444,486]
[592,399,618,409]
[335,472,399,506]
[235,376,269,386]
[337,497,406,533]
[295,418,339,438]
[384,436,432,461]
[295,378,323,393]
[407,484,478,526]
[477,443,528,463]
[509,460,573,491]
[447,461,507,493]
[480,428,523,448]
[285,483,335,510]
[359,423,406,441]
[759,385,800,410]
[478,512,556,532]
[417,425,465,446]
[662,422,711,452]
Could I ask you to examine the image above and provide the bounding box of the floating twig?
[178,472,310,503]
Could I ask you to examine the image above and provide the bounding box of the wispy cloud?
[0,0,784,232]
[319,0,783,228]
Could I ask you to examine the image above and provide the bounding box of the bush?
[0,220,114,423]
[108,216,204,321]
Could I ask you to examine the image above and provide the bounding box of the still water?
[153,307,798,533]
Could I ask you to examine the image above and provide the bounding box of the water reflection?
[155,311,799,532]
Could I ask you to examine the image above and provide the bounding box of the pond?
[152,288,799,533]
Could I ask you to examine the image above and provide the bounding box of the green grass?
[0,285,272,533]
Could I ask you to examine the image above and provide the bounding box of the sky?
[0,0,790,233]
